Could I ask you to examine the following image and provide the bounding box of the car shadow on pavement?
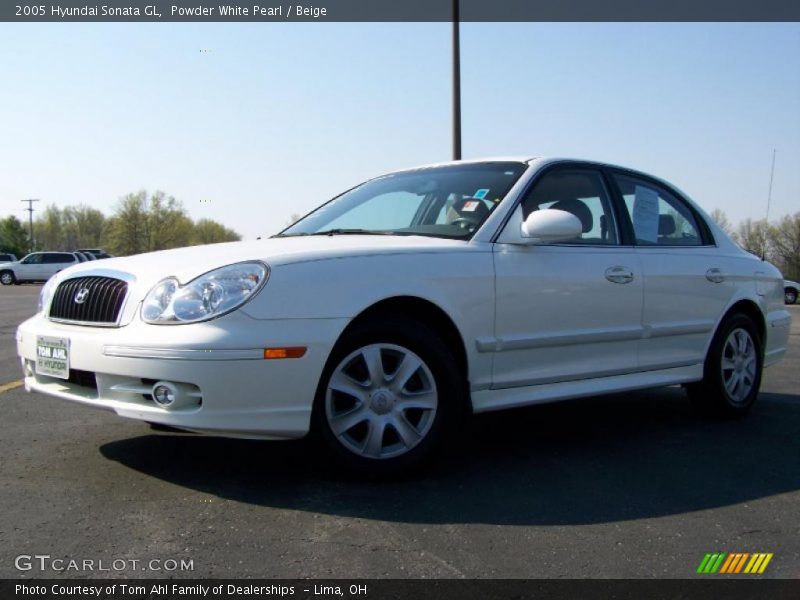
[99,387,800,525]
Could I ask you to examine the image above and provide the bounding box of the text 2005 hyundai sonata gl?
[17,157,792,473]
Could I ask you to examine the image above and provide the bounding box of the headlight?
[142,262,268,324]
[38,276,57,313]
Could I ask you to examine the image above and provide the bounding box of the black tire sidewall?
[701,313,763,414]
[311,317,464,476]
[787,289,798,305]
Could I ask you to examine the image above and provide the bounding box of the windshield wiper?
[307,228,394,236]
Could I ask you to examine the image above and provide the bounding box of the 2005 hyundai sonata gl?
[17,157,792,473]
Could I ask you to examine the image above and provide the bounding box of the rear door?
[609,171,733,369]
[43,253,77,278]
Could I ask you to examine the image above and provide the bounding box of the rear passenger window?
[520,170,619,245]
[613,175,704,246]
[43,253,74,263]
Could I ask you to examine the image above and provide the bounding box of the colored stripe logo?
[697,553,773,574]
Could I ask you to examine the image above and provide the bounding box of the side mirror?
[520,209,583,244]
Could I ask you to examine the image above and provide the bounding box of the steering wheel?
[450,217,479,231]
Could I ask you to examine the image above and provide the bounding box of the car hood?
[54,235,474,288]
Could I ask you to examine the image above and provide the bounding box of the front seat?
[549,199,593,236]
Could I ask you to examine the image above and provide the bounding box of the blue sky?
[0,22,798,239]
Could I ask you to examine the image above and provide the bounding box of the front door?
[491,167,643,389]
[16,253,45,280]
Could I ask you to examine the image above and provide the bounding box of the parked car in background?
[0,253,18,263]
[77,248,112,259]
[1,251,79,285]
[15,157,792,474]
[785,280,799,305]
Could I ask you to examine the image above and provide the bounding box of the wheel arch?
[716,299,767,350]
[335,295,471,407]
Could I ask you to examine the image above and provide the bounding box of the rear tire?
[0,270,15,285]
[686,313,762,417]
[311,317,465,477]
[786,288,798,305]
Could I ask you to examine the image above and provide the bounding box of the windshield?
[278,162,527,239]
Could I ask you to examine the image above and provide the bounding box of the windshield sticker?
[632,185,660,243]
[473,188,489,199]
[462,200,480,212]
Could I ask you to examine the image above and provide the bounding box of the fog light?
[153,383,176,407]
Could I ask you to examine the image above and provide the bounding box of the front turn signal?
[264,347,307,359]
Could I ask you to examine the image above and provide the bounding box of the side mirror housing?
[520,209,583,244]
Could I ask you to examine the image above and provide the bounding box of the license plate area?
[36,336,70,380]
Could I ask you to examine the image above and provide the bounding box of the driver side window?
[520,169,619,245]
[22,254,43,264]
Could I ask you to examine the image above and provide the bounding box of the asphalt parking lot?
[1,284,798,579]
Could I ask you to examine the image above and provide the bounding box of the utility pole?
[20,199,39,253]
[765,148,776,224]
[452,0,461,160]
[762,149,776,261]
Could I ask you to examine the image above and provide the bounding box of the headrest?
[549,199,592,233]
[659,214,676,236]
[453,197,490,220]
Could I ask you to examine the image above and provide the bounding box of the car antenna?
[762,148,776,262]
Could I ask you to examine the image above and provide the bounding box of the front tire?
[312,317,464,476]
[786,288,798,305]
[686,313,763,417]
[0,270,15,285]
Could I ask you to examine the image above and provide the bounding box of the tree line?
[0,191,241,258]
[1,196,797,281]
[709,209,800,281]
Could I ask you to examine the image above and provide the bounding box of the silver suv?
[0,252,79,285]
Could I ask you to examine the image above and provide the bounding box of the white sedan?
[16,157,791,474]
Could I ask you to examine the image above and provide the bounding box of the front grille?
[48,276,128,325]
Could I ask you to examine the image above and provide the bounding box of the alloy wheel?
[721,327,757,404]
[325,343,438,460]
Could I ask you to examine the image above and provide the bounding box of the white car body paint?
[16,157,791,440]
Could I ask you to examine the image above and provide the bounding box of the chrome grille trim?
[48,276,129,326]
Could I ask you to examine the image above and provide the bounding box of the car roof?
[391,156,693,199]
[391,156,665,176]
[390,156,537,173]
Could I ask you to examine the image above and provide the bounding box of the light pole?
[762,149,776,261]
[452,0,461,160]
[20,198,39,252]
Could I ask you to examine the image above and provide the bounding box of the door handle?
[605,266,634,284]
[706,268,725,284]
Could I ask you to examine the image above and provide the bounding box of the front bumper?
[16,311,348,439]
